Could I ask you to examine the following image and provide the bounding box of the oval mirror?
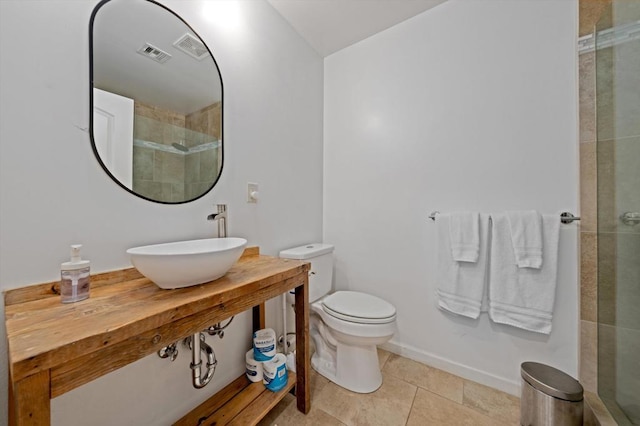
[90,0,223,203]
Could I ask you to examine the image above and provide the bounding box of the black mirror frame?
[89,0,224,204]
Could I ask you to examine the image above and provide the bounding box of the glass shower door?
[595,1,640,424]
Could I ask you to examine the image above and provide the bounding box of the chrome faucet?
[207,204,227,238]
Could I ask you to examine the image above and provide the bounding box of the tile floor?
[259,349,521,426]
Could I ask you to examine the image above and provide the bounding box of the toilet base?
[312,341,383,394]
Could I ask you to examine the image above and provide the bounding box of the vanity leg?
[11,370,50,425]
[8,365,15,425]
[294,279,310,414]
[252,302,266,331]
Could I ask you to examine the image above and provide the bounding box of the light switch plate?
[247,183,258,203]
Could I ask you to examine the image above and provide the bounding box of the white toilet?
[280,243,397,393]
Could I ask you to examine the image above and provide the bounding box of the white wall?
[324,0,579,395]
[0,1,323,425]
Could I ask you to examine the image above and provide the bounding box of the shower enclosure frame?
[594,2,640,424]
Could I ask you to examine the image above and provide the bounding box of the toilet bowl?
[279,244,397,394]
[311,291,396,393]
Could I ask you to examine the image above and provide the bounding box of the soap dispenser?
[60,244,90,303]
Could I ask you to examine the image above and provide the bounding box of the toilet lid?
[322,291,396,324]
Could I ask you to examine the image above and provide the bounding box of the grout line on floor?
[404,384,419,426]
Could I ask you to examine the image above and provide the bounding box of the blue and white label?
[253,328,276,361]
[263,353,288,392]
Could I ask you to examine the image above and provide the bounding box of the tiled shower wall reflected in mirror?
[132,101,221,202]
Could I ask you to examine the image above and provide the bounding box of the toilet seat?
[322,291,396,324]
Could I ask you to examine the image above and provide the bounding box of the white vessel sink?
[126,237,248,289]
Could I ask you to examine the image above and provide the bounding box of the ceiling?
[91,0,448,114]
[267,0,448,57]
[93,0,221,115]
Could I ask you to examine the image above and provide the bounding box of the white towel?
[449,212,480,262]
[436,213,490,319]
[489,213,561,334]
[506,210,543,269]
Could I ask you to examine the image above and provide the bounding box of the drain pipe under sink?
[190,332,217,389]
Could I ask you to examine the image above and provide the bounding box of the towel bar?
[427,211,580,225]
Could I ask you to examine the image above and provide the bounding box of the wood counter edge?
[5,247,310,384]
[3,246,261,306]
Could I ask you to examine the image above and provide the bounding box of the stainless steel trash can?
[520,362,583,426]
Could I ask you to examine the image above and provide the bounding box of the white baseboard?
[380,340,521,397]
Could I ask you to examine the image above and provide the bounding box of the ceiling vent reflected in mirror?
[174,33,209,60]
[137,42,172,63]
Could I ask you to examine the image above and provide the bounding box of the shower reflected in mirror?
[90,0,223,204]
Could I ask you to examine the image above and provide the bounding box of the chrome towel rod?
[428,211,580,224]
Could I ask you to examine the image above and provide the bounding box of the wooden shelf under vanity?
[175,372,297,426]
[4,247,311,426]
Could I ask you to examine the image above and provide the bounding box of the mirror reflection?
[91,0,223,203]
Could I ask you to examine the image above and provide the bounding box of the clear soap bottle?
[60,244,90,303]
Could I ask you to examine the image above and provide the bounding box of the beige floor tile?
[262,401,346,426]
[259,369,332,426]
[309,368,331,399]
[382,354,464,403]
[408,388,511,426]
[378,347,391,369]
[257,393,296,426]
[314,372,417,426]
[462,380,520,424]
[261,353,529,426]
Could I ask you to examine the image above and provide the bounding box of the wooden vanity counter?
[4,247,311,425]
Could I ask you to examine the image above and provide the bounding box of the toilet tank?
[279,243,334,303]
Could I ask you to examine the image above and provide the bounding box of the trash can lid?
[521,362,583,402]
